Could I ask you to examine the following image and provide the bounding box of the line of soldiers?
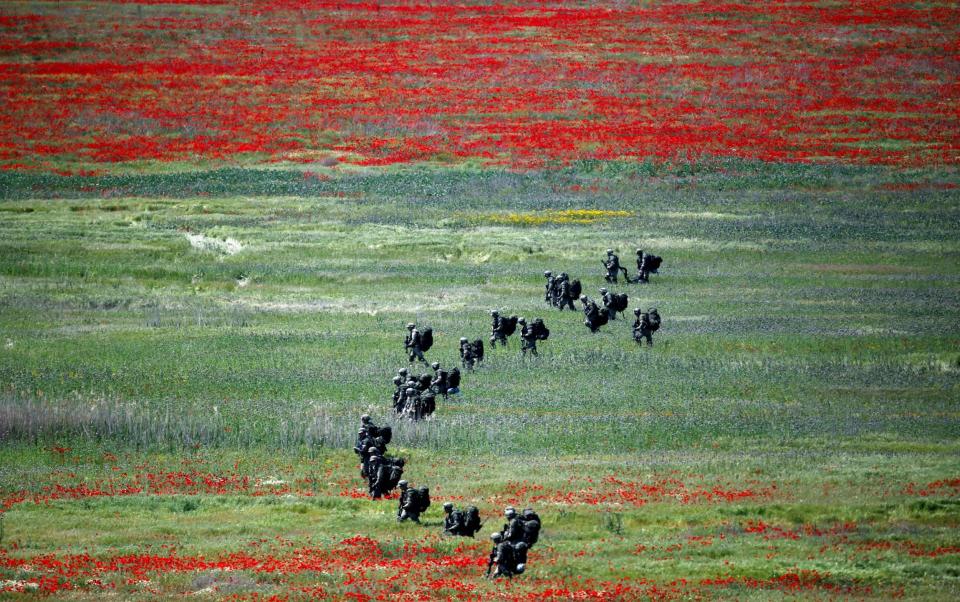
[442,502,483,537]
[604,248,663,284]
[392,364,462,420]
[354,415,405,499]
[486,507,541,579]
[397,480,431,523]
[543,271,581,310]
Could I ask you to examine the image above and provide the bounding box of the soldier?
[459,337,477,370]
[581,295,606,333]
[430,362,449,398]
[486,532,520,578]
[500,507,525,543]
[557,273,575,311]
[397,481,430,523]
[490,310,506,347]
[600,287,617,320]
[632,308,653,346]
[442,502,463,535]
[401,387,420,416]
[603,249,621,283]
[392,375,405,411]
[635,249,649,283]
[543,271,555,304]
[517,318,538,357]
[366,450,383,497]
[404,323,426,365]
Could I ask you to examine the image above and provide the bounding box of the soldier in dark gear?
[581,295,605,333]
[366,451,383,497]
[459,337,477,370]
[404,323,426,365]
[517,318,538,357]
[486,532,519,578]
[392,376,405,411]
[633,308,653,346]
[557,273,575,310]
[430,362,449,398]
[490,310,507,347]
[442,502,462,535]
[600,287,617,320]
[543,271,555,304]
[397,481,429,523]
[500,507,526,543]
[635,249,649,283]
[604,249,621,283]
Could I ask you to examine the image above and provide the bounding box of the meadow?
[1,161,959,599]
[1,0,960,599]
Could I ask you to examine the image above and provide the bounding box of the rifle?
[620,266,630,280]
[485,547,496,577]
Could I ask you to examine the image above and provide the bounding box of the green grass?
[0,162,958,598]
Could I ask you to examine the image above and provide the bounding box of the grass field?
[1,161,958,599]
[2,0,960,599]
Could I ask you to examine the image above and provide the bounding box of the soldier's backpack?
[569,279,582,300]
[532,318,549,340]
[472,339,485,363]
[419,327,434,352]
[447,367,461,389]
[597,308,609,327]
[416,487,431,513]
[387,459,405,489]
[502,316,519,336]
[465,506,482,535]
[379,426,393,445]
[522,519,541,546]
[421,390,436,417]
[648,308,661,331]
[613,293,629,313]
[648,255,662,273]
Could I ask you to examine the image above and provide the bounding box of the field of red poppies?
[1,0,958,172]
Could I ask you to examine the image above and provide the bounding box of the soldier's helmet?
[607,249,614,254]
[515,542,528,550]
[636,248,643,255]
[599,287,607,294]
[459,337,468,343]
[634,308,642,315]
[431,362,440,370]
[579,294,588,301]
[443,502,454,511]
[649,307,658,313]
[505,507,517,518]
[398,367,408,375]
[398,480,408,488]
[522,508,535,518]
[544,270,551,276]
[560,272,568,279]
[357,428,365,435]
[406,323,415,329]
[393,376,402,384]
[421,486,429,492]
[361,414,371,423]
[490,309,498,315]
[516,563,525,574]
[490,532,502,541]
[405,387,416,394]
